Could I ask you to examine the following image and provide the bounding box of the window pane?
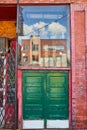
[18,5,70,68]
[0,38,6,52]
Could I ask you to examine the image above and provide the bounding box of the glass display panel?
[18,5,70,68]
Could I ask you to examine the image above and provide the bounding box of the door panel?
[47,72,68,120]
[23,71,45,120]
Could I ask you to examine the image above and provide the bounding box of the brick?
[0,0,87,4]
[71,4,87,129]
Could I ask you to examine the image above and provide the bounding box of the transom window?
[18,5,70,68]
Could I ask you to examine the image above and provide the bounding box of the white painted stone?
[23,120,69,129]
[47,120,69,128]
[23,120,44,129]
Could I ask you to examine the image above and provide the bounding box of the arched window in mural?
[18,5,70,68]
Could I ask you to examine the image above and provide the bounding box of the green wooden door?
[23,71,45,120]
[22,71,69,128]
[47,71,69,120]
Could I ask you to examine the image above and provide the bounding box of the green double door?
[22,71,69,128]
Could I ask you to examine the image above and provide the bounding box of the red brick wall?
[74,0,87,3]
[0,0,87,4]
[71,4,87,129]
[0,0,16,4]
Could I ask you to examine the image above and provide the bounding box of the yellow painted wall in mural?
[0,21,16,38]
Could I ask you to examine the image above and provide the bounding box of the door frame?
[17,69,71,129]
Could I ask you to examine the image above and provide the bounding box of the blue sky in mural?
[21,6,70,40]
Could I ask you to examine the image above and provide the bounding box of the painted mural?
[18,5,70,67]
[0,21,16,39]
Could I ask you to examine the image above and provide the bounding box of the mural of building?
[0,0,87,130]
[21,36,67,67]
